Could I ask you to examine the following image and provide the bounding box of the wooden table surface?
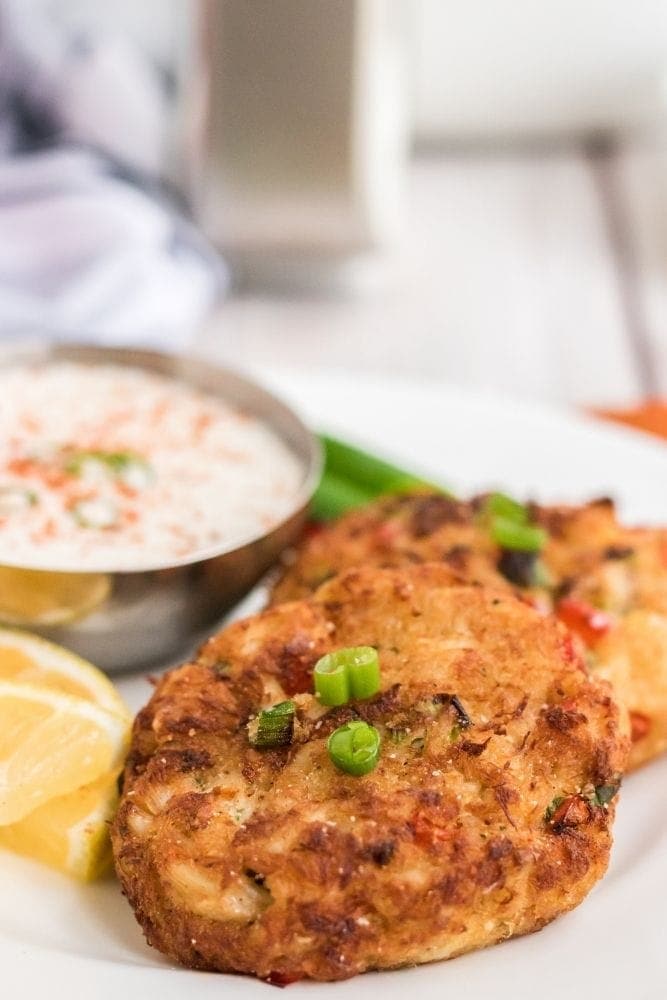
[196,142,667,408]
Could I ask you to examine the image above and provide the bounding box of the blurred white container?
[413,0,667,142]
[184,0,409,280]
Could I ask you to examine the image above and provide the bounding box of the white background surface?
[2,371,667,1000]
[198,145,667,405]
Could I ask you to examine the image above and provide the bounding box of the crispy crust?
[271,495,504,603]
[272,494,667,769]
[113,564,626,981]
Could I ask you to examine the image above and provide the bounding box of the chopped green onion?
[249,700,295,749]
[313,652,351,706]
[346,646,380,700]
[310,435,452,522]
[484,492,528,524]
[481,493,550,558]
[310,472,373,522]
[491,516,547,553]
[320,435,438,496]
[327,720,381,776]
[313,646,381,705]
[66,450,154,488]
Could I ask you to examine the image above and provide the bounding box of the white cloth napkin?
[0,3,227,351]
[0,148,227,350]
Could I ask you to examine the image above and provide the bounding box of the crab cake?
[272,493,667,769]
[112,564,626,982]
[271,494,504,604]
[534,498,667,769]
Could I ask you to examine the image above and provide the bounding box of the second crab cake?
[113,563,626,983]
[272,493,667,769]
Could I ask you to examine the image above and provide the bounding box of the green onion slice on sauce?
[66,450,154,489]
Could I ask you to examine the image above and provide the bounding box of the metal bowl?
[0,342,321,672]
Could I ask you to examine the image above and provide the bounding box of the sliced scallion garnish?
[310,435,451,522]
[484,492,528,524]
[480,492,548,556]
[314,646,381,705]
[490,516,547,553]
[248,700,295,749]
[320,435,438,497]
[313,651,351,706]
[327,720,381,776]
[66,450,154,488]
[310,473,374,522]
[344,646,380,700]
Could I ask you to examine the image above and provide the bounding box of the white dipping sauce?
[0,363,304,571]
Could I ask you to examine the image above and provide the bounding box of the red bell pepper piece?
[556,597,613,648]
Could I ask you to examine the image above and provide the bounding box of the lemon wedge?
[0,681,130,825]
[0,626,127,717]
[0,771,120,881]
[0,566,111,627]
[0,632,131,878]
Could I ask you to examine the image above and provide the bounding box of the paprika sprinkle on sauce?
[0,362,302,571]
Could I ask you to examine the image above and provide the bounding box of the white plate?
[3,371,667,1000]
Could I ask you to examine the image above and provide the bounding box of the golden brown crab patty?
[270,494,504,604]
[272,493,667,769]
[112,564,626,982]
[534,498,667,769]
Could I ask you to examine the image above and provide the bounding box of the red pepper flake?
[265,971,301,988]
[64,490,97,510]
[7,457,38,477]
[302,519,325,540]
[116,481,138,500]
[19,413,41,434]
[411,811,454,848]
[43,467,69,489]
[192,410,214,440]
[556,598,613,648]
[32,517,59,542]
[375,520,401,548]
[558,632,586,671]
[629,710,651,742]
[547,794,592,831]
